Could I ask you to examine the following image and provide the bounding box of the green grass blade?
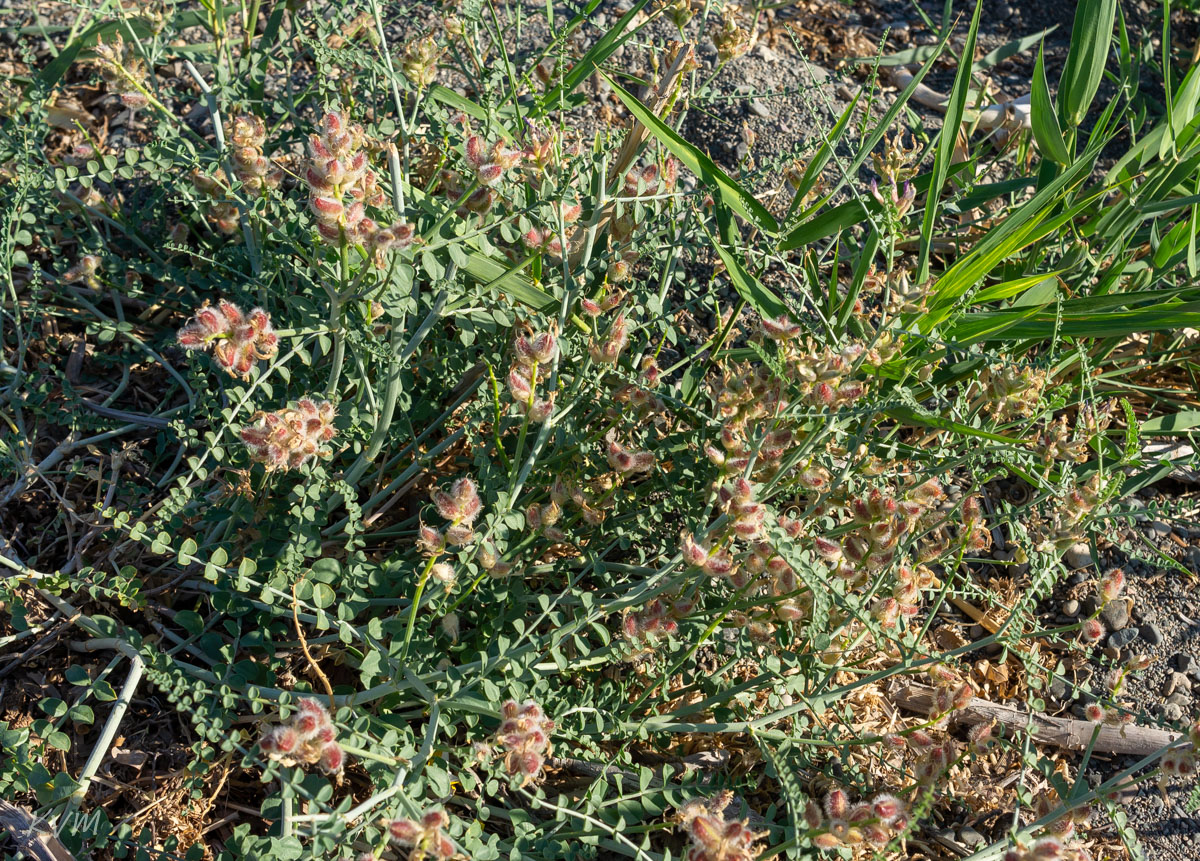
[603,74,779,235]
[786,87,862,217]
[971,271,1063,304]
[915,0,983,284]
[885,406,1022,443]
[705,207,789,320]
[1031,42,1071,164]
[535,0,650,116]
[1058,0,1117,127]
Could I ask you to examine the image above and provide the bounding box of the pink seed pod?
[294,696,326,719]
[680,534,709,568]
[1100,568,1126,602]
[803,799,823,829]
[1084,703,1105,722]
[823,787,849,820]
[907,729,935,749]
[813,832,842,849]
[272,726,298,754]
[318,742,345,773]
[431,487,462,521]
[422,809,449,830]
[813,536,842,560]
[871,794,904,823]
[1030,838,1065,859]
[294,713,322,738]
[1080,619,1106,644]
[847,803,872,824]
[389,818,420,843]
[761,315,801,340]
[518,750,543,776]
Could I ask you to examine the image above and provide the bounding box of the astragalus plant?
[2,0,1200,860]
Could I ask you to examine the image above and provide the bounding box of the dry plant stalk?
[889,681,1181,756]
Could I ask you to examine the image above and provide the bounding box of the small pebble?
[959,826,985,847]
[748,98,770,119]
[1064,543,1093,569]
[755,44,778,63]
[1108,628,1139,649]
[1166,691,1191,707]
[1099,601,1129,632]
[1050,677,1069,701]
[1187,546,1200,571]
[969,624,985,640]
[1062,599,1080,617]
[1163,672,1192,697]
[1140,623,1163,647]
[1174,654,1198,675]
[1163,703,1186,722]
[1149,520,1172,537]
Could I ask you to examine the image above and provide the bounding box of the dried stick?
[889,681,1180,756]
[885,66,1031,130]
[0,801,76,861]
[292,582,335,708]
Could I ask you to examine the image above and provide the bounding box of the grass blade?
[1058,0,1117,127]
[1031,42,1071,164]
[604,73,779,235]
[915,0,984,284]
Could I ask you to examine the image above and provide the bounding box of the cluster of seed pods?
[606,158,678,282]
[421,477,482,553]
[239,398,337,471]
[229,115,283,194]
[385,808,457,860]
[92,35,149,109]
[621,596,693,654]
[807,787,908,851]
[1158,719,1200,792]
[259,697,345,775]
[305,111,412,265]
[177,300,279,378]
[507,326,558,423]
[677,792,764,861]
[978,363,1048,421]
[495,700,554,785]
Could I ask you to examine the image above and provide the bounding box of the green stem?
[326,241,349,398]
[427,180,480,239]
[280,767,294,837]
[399,555,440,661]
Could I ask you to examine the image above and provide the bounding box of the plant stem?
[399,555,439,661]
[326,240,349,398]
[280,768,294,837]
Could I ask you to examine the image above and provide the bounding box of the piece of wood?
[885,66,1031,131]
[888,681,1181,756]
[0,800,77,861]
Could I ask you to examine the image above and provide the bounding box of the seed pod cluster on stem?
[492,699,553,785]
[806,787,909,851]
[387,808,457,860]
[676,791,765,861]
[259,696,345,774]
[239,398,337,470]
[178,300,279,378]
